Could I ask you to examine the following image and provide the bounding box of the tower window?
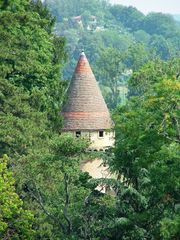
[76,131,81,138]
[99,131,104,138]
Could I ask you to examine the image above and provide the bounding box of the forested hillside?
[0,0,180,239]
[45,0,180,108]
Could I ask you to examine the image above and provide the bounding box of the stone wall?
[67,130,114,150]
[88,130,114,150]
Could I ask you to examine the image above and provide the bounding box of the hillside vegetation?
[45,0,180,108]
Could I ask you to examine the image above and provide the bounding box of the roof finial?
[81,50,85,56]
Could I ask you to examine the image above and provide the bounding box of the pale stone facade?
[81,158,111,192]
[89,130,114,150]
[67,130,114,150]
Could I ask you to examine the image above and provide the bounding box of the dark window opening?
[76,131,81,138]
[99,131,104,137]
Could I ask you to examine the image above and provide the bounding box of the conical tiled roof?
[62,51,113,130]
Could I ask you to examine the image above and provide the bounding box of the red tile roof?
[62,52,113,130]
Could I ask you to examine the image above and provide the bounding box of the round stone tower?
[61,51,114,151]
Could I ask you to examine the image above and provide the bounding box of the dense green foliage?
[45,0,180,108]
[0,0,67,129]
[0,0,179,239]
[111,59,180,239]
[0,155,34,239]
